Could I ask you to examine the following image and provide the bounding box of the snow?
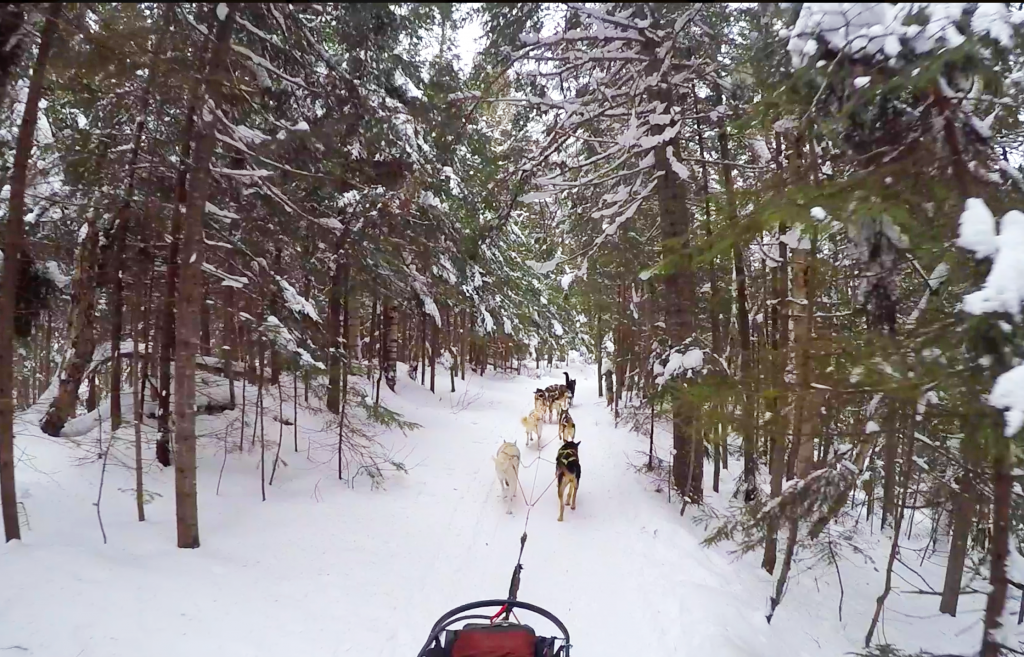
[990,365,1024,436]
[1,362,1005,656]
[216,3,228,20]
[779,226,811,250]
[275,275,321,323]
[205,202,240,222]
[748,137,771,164]
[39,260,70,289]
[666,145,690,180]
[958,198,1024,319]
[785,4,1000,69]
[681,348,703,370]
[419,190,442,209]
[853,76,871,89]
[957,197,999,259]
[865,420,881,434]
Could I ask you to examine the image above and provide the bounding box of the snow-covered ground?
[0,361,1007,656]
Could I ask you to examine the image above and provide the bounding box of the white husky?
[493,440,522,514]
[520,409,544,447]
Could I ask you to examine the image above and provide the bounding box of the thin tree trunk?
[981,440,1014,657]
[172,5,237,550]
[110,8,168,433]
[109,210,129,432]
[158,8,216,456]
[941,436,978,615]
[133,204,156,522]
[715,102,755,503]
[763,218,790,574]
[326,241,343,413]
[383,297,398,392]
[865,416,916,646]
[200,281,211,358]
[429,313,437,394]
[338,264,351,480]
[460,309,468,381]
[257,350,265,501]
[223,287,236,408]
[1,3,61,541]
[768,223,819,621]
[269,382,284,486]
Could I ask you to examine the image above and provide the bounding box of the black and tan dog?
[557,408,575,442]
[541,383,569,422]
[555,440,581,522]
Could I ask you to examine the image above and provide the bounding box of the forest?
[2,3,1024,656]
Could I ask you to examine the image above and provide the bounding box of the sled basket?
[416,599,570,657]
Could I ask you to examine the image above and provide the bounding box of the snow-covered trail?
[0,362,864,656]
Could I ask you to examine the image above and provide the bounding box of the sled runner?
[416,598,571,657]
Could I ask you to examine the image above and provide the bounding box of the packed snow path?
[0,362,983,655]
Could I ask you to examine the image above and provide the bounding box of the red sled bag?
[447,623,540,657]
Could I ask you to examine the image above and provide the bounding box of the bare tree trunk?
[596,313,603,399]
[109,210,129,432]
[865,416,916,646]
[460,309,468,381]
[41,191,106,435]
[429,313,438,394]
[172,5,237,549]
[338,262,351,480]
[326,240,343,413]
[110,8,168,432]
[981,440,1014,657]
[768,228,818,622]
[383,296,397,392]
[941,435,978,615]
[2,5,61,542]
[199,281,211,358]
[763,218,790,574]
[132,258,152,522]
[222,286,236,407]
[419,309,426,386]
[158,7,216,458]
[713,96,755,503]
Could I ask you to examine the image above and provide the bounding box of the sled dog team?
[494,372,581,522]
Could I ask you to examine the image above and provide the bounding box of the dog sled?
[417,531,571,657]
[416,598,571,657]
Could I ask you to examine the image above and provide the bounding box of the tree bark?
[715,103,755,503]
[653,126,699,500]
[172,4,237,550]
[326,239,343,413]
[0,2,61,541]
[429,312,438,394]
[109,5,169,433]
[981,440,1013,657]
[158,8,216,457]
[109,209,129,432]
[940,435,978,615]
[865,414,916,647]
[383,296,398,392]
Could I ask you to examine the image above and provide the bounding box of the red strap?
[489,605,508,624]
